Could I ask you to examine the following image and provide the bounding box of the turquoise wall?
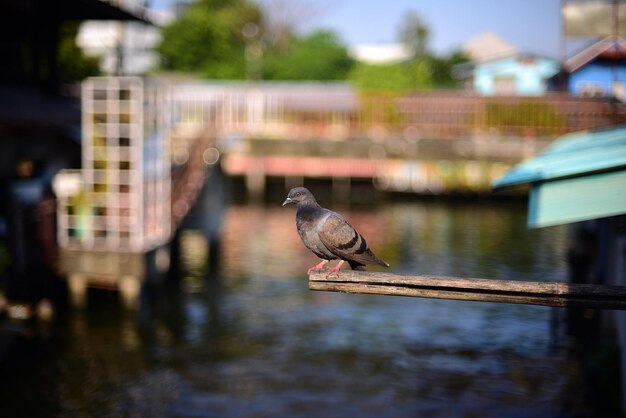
[528,170,626,228]
[474,56,560,96]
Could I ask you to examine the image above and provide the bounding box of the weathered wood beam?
[308,271,626,310]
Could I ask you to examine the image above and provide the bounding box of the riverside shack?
[493,125,626,414]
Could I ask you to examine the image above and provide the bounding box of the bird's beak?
[282,197,293,206]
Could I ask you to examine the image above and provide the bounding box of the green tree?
[263,30,354,80]
[398,11,430,58]
[429,50,470,88]
[157,0,262,78]
[349,60,432,90]
[349,9,467,90]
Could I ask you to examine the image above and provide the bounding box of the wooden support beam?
[309,271,626,310]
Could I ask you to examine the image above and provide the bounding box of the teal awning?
[493,125,626,228]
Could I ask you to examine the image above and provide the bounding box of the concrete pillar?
[68,274,87,308]
[119,275,141,310]
[332,176,351,203]
[285,175,303,191]
[246,158,266,200]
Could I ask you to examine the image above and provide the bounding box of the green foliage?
[58,22,100,82]
[429,50,470,88]
[348,48,469,90]
[349,63,412,90]
[358,90,406,126]
[263,30,354,80]
[349,59,432,90]
[157,0,262,78]
[157,1,465,85]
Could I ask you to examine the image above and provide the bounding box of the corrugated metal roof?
[493,124,626,188]
[63,0,152,24]
[564,36,626,73]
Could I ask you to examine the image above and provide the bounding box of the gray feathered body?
[295,203,388,271]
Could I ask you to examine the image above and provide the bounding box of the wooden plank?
[308,271,626,310]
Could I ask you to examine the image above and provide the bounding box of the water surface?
[2,199,586,417]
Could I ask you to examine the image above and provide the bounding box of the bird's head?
[282,187,316,207]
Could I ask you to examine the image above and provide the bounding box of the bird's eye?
[295,192,301,197]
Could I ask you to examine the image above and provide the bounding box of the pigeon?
[282,187,389,275]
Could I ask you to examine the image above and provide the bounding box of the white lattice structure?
[55,77,171,253]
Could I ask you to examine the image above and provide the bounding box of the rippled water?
[1,199,589,418]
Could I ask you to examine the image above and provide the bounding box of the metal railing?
[171,85,626,141]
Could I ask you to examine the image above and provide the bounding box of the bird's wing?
[317,212,374,264]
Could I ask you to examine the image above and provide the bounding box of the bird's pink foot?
[325,260,344,277]
[307,260,328,274]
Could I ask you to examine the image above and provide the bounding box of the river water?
[2,198,593,417]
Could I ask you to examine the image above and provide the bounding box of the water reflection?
[221,200,568,281]
[1,199,586,417]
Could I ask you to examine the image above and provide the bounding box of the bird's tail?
[348,256,389,271]
[348,261,367,271]
[366,250,389,268]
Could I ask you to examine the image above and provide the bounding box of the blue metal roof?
[493,124,626,188]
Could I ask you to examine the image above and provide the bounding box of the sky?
[151,0,563,57]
